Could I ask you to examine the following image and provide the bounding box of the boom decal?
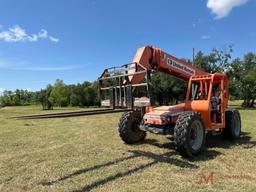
[166,57,195,75]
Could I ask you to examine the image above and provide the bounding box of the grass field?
[0,102,256,192]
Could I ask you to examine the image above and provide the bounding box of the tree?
[69,84,83,106]
[0,90,13,106]
[227,53,256,107]
[50,79,70,107]
[151,73,187,105]
[193,51,212,72]
[194,45,233,73]
[241,53,256,107]
[81,81,99,107]
[241,70,256,107]
[38,85,53,110]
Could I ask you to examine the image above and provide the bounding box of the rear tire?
[223,109,241,140]
[174,112,205,158]
[118,111,146,144]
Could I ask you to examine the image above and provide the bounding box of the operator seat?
[211,84,221,123]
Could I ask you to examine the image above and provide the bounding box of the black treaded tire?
[223,109,241,140]
[174,112,205,158]
[118,111,146,144]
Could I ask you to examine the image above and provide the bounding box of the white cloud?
[207,0,248,19]
[21,66,76,71]
[0,25,59,43]
[0,58,77,71]
[38,29,48,38]
[49,36,59,42]
[201,35,211,39]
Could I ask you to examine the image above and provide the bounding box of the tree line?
[193,47,256,107]
[0,80,100,109]
[0,47,255,108]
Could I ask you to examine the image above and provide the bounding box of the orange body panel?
[129,46,153,84]
[184,100,211,129]
[144,104,185,125]
[143,73,229,130]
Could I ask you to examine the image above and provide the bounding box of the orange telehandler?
[17,45,241,158]
[99,46,241,158]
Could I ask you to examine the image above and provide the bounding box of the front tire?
[174,112,205,158]
[223,109,241,140]
[118,111,146,144]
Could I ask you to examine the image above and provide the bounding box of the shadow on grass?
[41,132,255,191]
[141,138,222,162]
[233,107,256,111]
[41,153,141,186]
[41,142,199,191]
[71,150,198,192]
[228,104,256,110]
[206,131,256,149]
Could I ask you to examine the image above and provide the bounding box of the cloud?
[207,0,248,19]
[201,35,211,39]
[49,36,59,42]
[21,66,77,71]
[0,25,59,43]
[0,58,77,71]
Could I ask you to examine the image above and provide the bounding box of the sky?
[0,0,255,92]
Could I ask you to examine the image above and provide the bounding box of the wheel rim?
[190,120,204,151]
[233,114,241,137]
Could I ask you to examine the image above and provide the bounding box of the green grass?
[0,102,256,192]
